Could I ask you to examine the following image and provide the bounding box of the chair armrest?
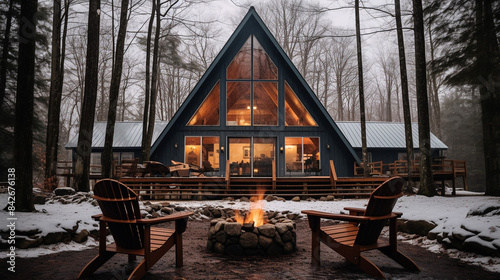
[343,207,366,216]
[137,211,194,225]
[92,214,103,221]
[302,210,370,222]
[367,213,400,221]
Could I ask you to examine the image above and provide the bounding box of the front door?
[228,137,276,177]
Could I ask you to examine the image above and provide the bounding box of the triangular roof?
[151,7,360,163]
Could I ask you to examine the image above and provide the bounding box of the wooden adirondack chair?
[302,177,420,278]
[78,179,194,280]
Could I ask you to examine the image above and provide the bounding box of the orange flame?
[234,190,266,227]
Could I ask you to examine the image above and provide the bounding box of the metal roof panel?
[65,121,169,149]
[336,122,448,149]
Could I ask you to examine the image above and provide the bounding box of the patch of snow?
[0,197,101,237]
[1,193,500,273]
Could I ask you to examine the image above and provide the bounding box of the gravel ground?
[1,219,500,280]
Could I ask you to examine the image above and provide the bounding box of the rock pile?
[1,190,303,251]
[397,204,500,257]
[207,218,297,256]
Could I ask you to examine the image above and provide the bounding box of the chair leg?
[307,215,321,266]
[379,247,420,272]
[78,251,115,279]
[358,255,385,279]
[311,229,320,266]
[128,259,147,280]
[175,232,183,268]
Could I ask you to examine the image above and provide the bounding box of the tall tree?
[141,0,156,162]
[15,0,37,211]
[395,0,415,191]
[73,0,101,192]
[413,0,435,196]
[142,0,178,162]
[45,0,68,189]
[143,0,161,162]
[102,0,130,178]
[426,18,442,137]
[475,0,500,196]
[0,0,15,107]
[427,0,499,195]
[331,34,356,121]
[355,0,369,177]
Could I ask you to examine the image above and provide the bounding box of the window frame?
[226,34,279,127]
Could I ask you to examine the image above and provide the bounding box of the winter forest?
[1,0,499,211]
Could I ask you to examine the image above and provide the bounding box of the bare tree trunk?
[427,21,441,137]
[143,0,162,162]
[102,0,130,178]
[476,0,500,196]
[355,0,369,177]
[73,0,101,192]
[142,0,178,160]
[413,0,435,196]
[15,0,37,212]
[0,0,14,107]
[337,74,343,120]
[45,0,64,190]
[141,0,155,162]
[396,0,414,192]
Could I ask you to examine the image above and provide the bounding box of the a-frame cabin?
[150,7,360,178]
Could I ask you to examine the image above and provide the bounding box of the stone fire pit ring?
[207,218,297,256]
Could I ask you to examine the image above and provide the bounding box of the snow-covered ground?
[1,191,500,273]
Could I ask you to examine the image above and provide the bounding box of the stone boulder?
[240,232,258,248]
[54,187,76,196]
[224,222,242,236]
[397,219,436,236]
[462,236,500,257]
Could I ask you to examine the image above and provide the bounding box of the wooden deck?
[56,158,467,199]
[118,175,388,200]
[117,161,388,200]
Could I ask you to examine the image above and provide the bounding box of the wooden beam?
[330,160,337,189]
[272,159,276,193]
[225,161,230,193]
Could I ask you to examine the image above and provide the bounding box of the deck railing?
[354,158,467,195]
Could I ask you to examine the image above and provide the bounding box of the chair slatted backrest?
[355,177,404,245]
[93,179,144,249]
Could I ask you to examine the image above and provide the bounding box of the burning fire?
[234,191,266,227]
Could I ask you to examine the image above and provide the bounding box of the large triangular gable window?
[226,35,278,126]
[285,81,317,126]
[187,81,220,126]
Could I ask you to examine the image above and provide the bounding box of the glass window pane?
[304,137,320,172]
[91,153,102,174]
[285,137,303,174]
[229,138,251,176]
[253,37,278,80]
[227,82,251,126]
[253,138,275,177]
[185,137,201,167]
[285,82,317,126]
[227,36,252,80]
[188,81,220,126]
[202,137,219,172]
[254,82,278,126]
